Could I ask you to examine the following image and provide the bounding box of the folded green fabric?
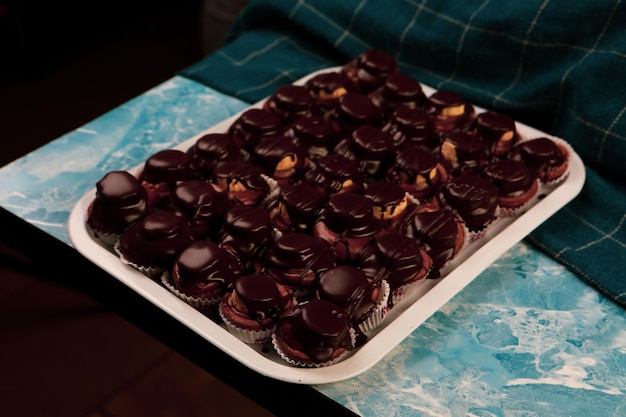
[181,0,626,307]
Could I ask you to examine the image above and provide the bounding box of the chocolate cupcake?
[269,182,326,233]
[513,137,570,185]
[219,273,295,344]
[333,125,395,181]
[138,149,196,208]
[218,205,275,268]
[474,111,519,156]
[272,299,355,367]
[163,180,230,240]
[303,154,364,197]
[87,170,150,246]
[404,207,466,278]
[362,181,413,232]
[439,130,488,175]
[329,92,383,135]
[342,49,398,93]
[369,72,426,115]
[313,192,384,264]
[262,232,335,299]
[439,173,499,238]
[304,70,355,110]
[264,84,319,124]
[164,240,243,310]
[315,265,389,335]
[116,211,194,278]
[391,147,449,201]
[425,90,475,133]
[284,115,337,160]
[357,233,433,305]
[228,108,283,151]
[383,106,440,151]
[252,135,304,186]
[188,132,247,179]
[211,161,273,206]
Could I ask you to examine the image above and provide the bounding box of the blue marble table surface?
[1,76,624,417]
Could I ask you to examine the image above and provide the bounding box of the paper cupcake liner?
[467,206,499,241]
[497,180,541,218]
[160,272,222,310]
[516,136,572,188]
[218,303,275,344]
[86,224,120,249]
[271,327,357,368]
[261,174,281,207]
[114,241,165,279]
[390,276,428,305]
[358,280,390,335]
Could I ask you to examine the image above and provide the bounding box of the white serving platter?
[68,68,585,384]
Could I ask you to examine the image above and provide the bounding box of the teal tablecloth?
[181,0,626,308]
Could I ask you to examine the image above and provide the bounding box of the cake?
[163,180,230,240]
[268,182,326,234]
[438,173,499,238]
[218,205,275,268]
[228,108,283,151]
[391,146,449,201]
[425,90,475,133]
[362,181,413,232]
[369,72,426,115]
[315,265,389,335]
[382,106,440,151]
[116,211,195,278]
[313,192,384,264]
[87,170,150,246]
[272,299,355,366]
[302,153,364,196]
[329,92,383,135]
[252,134,304,186]
[138,149,196,207]
[439,130,488,175]
[211,161,272,206]
[188,132,247,178]
[474,111,519,156]
[332,125,395,180]
[357,233,433,305]
[165,240,243,310]
[262,232,335,299]
[284,115,337,160]
[219,273,295,344]
[481,158,539,216]
[264,84,320,124]
[513,137,570,184]
[304,70,355,110]
[342,49,398,93]
[404,207,466,277]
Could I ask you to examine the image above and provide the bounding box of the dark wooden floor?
[0,2,272,416]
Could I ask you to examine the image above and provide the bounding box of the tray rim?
[68,68,586,384]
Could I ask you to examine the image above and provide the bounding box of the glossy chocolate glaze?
[475,111,517,155]
[88,170,149,234]
[273,183,325,233]
[233,274,286,324]
[363,181,405,210]
[175,240,243,294]
[342,49,397,93]
[252,135,300,180]
[330,92,383,133]
[514,138,566,179]
[264,232,335,287]
[139,149,195,184]
[440,173,499,231]
[275,299,353,363]
[285,116,336,159]
[425,90,475,132]
[189,132,246,177]
[321,192,382,238]
[265,84,319,123]
[358,233,429,288]
[316,265,376,321]
[219,205,274,263]
[333,125,395,180]
[303,154,364,195]
[383,106,439,151]
[229,108,283,150]
[409,209,461,274]
[118,211,194,269]
[304,71,355,109]
[370,72,426,114]
[394,147,441,186]
[164,180,230,239]
[211,161,270,206]
[482,159,536,196]
[440,131,488,173]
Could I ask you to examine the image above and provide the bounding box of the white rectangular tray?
[68,69,585,384]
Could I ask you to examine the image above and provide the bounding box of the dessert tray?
[68,67,585,384]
